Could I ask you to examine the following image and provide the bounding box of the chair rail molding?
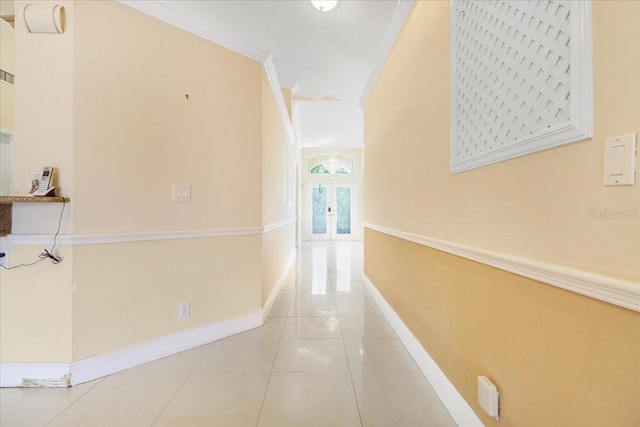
[364,222,640,312]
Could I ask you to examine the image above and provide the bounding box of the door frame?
[305,181,357,241]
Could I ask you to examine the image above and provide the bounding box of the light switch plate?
[604,133,637,186]
[172,184,191,203]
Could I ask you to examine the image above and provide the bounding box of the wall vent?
[0,69,14,85]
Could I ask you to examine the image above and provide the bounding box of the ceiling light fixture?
[311,0,340,12]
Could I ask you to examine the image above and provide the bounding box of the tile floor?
[0,242,456,426]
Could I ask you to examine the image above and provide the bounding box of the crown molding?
[359,0,414,109]
[264,56,296,145]
[364,222,640,312]
[118,1,269,62]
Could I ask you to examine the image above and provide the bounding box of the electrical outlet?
[178,302,190,319]
[0,248,9,269]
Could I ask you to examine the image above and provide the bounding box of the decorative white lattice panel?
[450,0,593,173]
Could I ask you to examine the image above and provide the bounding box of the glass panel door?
[312,186,328,238]
[330,183,355,241]
[307,183,356,241]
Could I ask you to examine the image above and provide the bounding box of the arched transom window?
[309,154,353,174]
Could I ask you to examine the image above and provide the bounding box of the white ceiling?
[151,0,407,105]
[294,100,364,147]
[5,0,413,147]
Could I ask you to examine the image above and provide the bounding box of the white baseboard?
[363,275,484,427]
[0,363,71,388]
[0,311,263,388]
[70,310,262,386]
[262,255,296,321]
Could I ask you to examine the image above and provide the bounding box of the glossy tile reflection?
[0,242,456,427]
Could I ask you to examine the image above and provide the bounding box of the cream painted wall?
[72,236,261,360]
[0,1,76,364]
[0,18,13,195]
[262,72,293,227]
[366,0,639,281]
[261,71,295,305]
[0,20,14,133]
[0,246,73,362]
[13,0,74,221]
[364,1,640,425]
[72,1,262,234]
[3,0,295,369]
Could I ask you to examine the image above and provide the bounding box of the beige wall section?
[364,1,640,425]
[366,229,640,426]
[1,20,14,132]
[262,225,296,305]
[365,0,640,281]
[262,72,293,226]
[73,0,262,234]
[4,0,272,367]
[1,1,76,364]
[261,71,295,305]
[0,247,73,363]
[13,0,74,231]
[72,236,261,360]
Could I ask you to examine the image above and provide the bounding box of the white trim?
[117,1,268,62]
[263,218,296,234]
[262,254,296,321]
[364,222,640,312]
[69,311,262,386]
[1,312,262,388]
[0,17,13,31]
[263,56,296,145]
[359,0,414,109]
[450,1,593,174]
[8,227,263,246]
[363,275,484,427]
[0,363,70,388]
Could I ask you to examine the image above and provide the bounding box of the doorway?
[306,182,356,241]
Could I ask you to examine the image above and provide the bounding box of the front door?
[308,183,356,241]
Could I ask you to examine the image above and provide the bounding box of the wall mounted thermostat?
[604,133,637,186]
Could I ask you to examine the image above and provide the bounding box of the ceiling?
[4,0,414,146]
[133,0,410,106]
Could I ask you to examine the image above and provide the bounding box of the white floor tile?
[0,380,100,427]
[258,372,361,427]
[268,301,291,317]
[47,374,187,427]
[340,315,398,339]
[287,299,338,317]
[344,338,419,377]
[282,316,343,339]
[225,317,286,341]
[196,339,279,373]
[121,343,212,374]
[2,242,455,427]
[337,297,383,317]
[353,371,457,427]
[154,373,270,427]
[273,339,349,372]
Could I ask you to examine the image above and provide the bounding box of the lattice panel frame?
[450,0,592,173]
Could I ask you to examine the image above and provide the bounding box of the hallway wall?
[363,1,640,425]
[1,0,293,369]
